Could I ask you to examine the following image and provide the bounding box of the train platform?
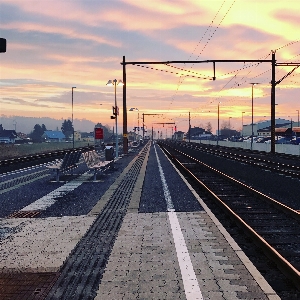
[0,141,280,299]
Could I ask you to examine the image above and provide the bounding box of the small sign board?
[95,127,104,139]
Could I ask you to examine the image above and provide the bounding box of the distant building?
[242,119,290,136]
[174,130,184,141]
[292,127,300,137]
[81,132,94,143]
[42,130,65,142]
[188,126,205,138]
[220,128,239,138]
[0,126,18,143]
[187,126,212,140]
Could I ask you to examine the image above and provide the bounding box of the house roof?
[189,127,205,135]
[0,130,17,138]
[275,128,292,133]
[43,131,65,139]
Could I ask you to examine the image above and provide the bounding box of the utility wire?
[169,1,235,107]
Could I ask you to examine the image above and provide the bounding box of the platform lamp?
[106,79,123,158]
[129,108,140,141]
[242,112,245,137]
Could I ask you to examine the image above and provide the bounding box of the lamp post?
[129,108,139,141]
[71,86,76,148]
[250,83,259,150]
[229,117,232,128]
[242,112,245,137]
[107,79,123,158]
[296,110,299,127]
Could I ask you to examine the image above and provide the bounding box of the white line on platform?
[154,144,174,212]
[154,144,203,300]
[21,172,92,211]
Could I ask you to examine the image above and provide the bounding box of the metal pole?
[188,111,191,143]
[242,113,243,136]
[271,51,276,154]
[142,113,145,140]
[242,112,245,137]
[152,126,153,141]
[297,110,299,127]
[250,83,259,150]
[217,103,219,145]
[137,112,140,140]
[114,80,118,158]
[72,86,76,148]
[122,56,128,154]
[251,84,254,150]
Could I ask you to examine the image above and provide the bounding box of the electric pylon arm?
[275,65,300,85]
[153,122,175,127]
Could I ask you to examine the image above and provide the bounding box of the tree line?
[28,120,113,143]
[28,120,73,142]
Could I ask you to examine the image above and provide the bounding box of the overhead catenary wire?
[169,0,237,108]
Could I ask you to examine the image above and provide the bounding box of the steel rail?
[159,142,300,289]
[183,142,300,179]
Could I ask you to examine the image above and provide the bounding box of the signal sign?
[95,127,104,139]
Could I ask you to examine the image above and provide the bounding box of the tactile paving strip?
[8,210,40,218]
[0,272,60,300]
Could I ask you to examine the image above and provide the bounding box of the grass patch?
[0,142,90,160]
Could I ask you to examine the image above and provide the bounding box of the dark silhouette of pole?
[114,80,119,158]
[122,56,128,154]
[142,113,145,141]
[250,83,259,150]
[217,103,220,145]
[271,51,276,154]
[188,112,191,143]
[72,86,76,148]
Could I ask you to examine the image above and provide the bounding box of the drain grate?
[8,210,40,218]
[0,272,60,300]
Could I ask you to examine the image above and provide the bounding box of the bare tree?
[205,122,212,133]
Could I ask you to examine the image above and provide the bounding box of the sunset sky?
[0,0,300,135]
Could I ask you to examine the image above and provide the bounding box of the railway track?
[179,141,300,178]
[158,140,300,291]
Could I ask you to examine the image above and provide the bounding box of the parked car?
[291,137,300,145]
[275,137,290,144]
